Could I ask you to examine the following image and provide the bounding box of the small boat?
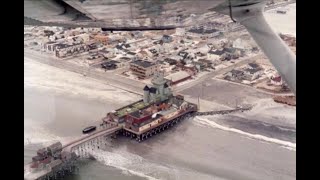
[82,126,96,134]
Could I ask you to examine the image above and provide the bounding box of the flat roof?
[165,71,191,82]
[115,100,147,117]
[208,50,224,55]
[245,68,262,74]
[127,51,136,55]
[131,60,156,68]
[248,63,259,69]
[230,69,244,75]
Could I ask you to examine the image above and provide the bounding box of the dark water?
[24,89,296,180]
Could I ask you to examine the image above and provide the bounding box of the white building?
[207,50,224,61]
[175,28,186,36]
[232,38,250,50]
[244,68,262,80]
[165,71,191,85]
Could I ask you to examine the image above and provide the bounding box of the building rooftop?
[248,63,260,69]
[223,47,236,54]
[115,100,146,117]
[143,85,150,91]
[99,49,109,54]
[46,41,57,44]
[230,69,244,76]
[120,57,131,61]
[127,51,136,55]
[116,45,123,50]
[165,71,191,82]
[198,59,212,64]
[164,58,177,65]
[131,60,156,68]
[149,87,157,94]
[208,50,224,55]
[149,49,157,54]
[245,68,261,74]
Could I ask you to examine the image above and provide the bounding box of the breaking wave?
[90,149,164,180]
[90,148,223,180]
[194,116,296,151]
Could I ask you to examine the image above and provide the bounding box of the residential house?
[244,68,262,80]
[164,58,177,65]
[130,31,144,39]
[42,41,60,53]
[126,51,136,58]
[94,34,108,45]
[198,59,213,68]
[178,51,189,60]
[176,64,197,75]
[137,50,152,59]
[87,52,102,60]
[149,48,158,56]
[207,49,224,61]
[175,28,186,36]
[101,60,118,70]
[161,35,173,43]
[55,43,90,58]
[232,38,250,50]
[198,44,210,54]
[227,69,244,79]
[248,63,260,69]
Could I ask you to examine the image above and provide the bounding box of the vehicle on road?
[82,126,96,134]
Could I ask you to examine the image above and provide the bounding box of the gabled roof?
[245,68,261,74]
[143,85,150,91]
[115,45,123,50]
[248,63,259,69]
[127,51,136,55]
[230,69,244,75]
[131,60,156,68]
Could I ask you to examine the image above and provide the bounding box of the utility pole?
[198,95,200,111]
[202,82,204,99]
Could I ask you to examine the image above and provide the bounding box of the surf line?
[195,116,296,151]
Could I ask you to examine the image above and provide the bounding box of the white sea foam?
[194,116,296,151]
[90,149,161,180]
[90,148,227,180]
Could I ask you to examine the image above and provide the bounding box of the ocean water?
[24,89,295,180]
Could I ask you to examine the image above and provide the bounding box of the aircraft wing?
[24,0,227,30]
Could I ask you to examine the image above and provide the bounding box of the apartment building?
[130,60,160,79]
